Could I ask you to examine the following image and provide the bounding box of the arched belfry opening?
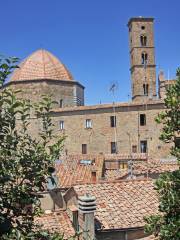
[141,52,148,65]
[140,35,147,46]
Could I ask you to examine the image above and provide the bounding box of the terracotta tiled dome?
[10,49,73,81]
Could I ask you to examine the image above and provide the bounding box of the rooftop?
[51,99,164,114]
[56,154,104,188]
[10,49,73,82]
[73,179,159,230]
[35,210,75,239]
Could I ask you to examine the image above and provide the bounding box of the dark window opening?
[110,116,116,127]
[132,145,137,153]
[141,52,148,65]
[82,144,87,154]
[59,99,63,108]
[143,84,149,95]
[141,26,145,30]
[140,35,147,46]
[140,114,146,126]
[111,142,117,154]
[140,140,147,153]
[175,137,180,148]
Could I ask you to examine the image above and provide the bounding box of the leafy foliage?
[145,69,180,240]
[0,56,68,239]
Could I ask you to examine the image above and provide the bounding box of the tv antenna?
[109,81,119,100]
[109,81,119,154]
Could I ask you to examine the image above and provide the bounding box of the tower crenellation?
[128,17,157,101]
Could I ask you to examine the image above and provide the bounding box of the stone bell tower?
[128,17,157,101]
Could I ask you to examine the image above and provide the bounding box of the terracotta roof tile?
[35,210,75,239]
[10,49,73,82]
[73,179,159,230]
[56,154,104,188]
[133,158,179,175]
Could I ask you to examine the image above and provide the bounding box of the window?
[140,114,146,126]
[59,121,64,130]
[132,145,137,153]
[59,99,63,108]
[140,140,147,153]
[85,119,92,128]
[111,142,117,154]
[141,52,148,65]
[141,26,145,30]
[175,137,180,148]
[140,35,147,46]
[143,84,149,95]
[82,144,87,154]
[110,116,116,127]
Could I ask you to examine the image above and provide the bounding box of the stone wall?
[5,79,84,108]
[49,102,171,158]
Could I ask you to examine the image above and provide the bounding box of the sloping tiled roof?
[105,169,128,180]
[35,211,75,239]
[73,179,159,230]
[104,158,178,181]
[104,153,147,161]
[133,158,179,175]
[10,49,73,82]
[56,154,104,188]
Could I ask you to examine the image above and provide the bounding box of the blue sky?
[0,0,179,105]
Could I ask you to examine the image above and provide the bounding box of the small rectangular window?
[82,144,87,154]
[59,99,63,108]
[59,121,64,130]
[143,84,149,95]
[111,142,117,154]
[85,119,92,128]
[110,116,116,127]
[175,137,180,148]
[140,140,147,153]
[132,145,137,153]
[140,114,146,126]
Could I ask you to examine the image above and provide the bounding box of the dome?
[10,49,73,82]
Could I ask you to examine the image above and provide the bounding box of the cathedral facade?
[5,17,174,159]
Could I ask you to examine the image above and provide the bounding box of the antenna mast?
[109,82,118,153]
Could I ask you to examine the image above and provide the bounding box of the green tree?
[145,68,180,240]
[0,56,68,239]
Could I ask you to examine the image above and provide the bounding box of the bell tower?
[128,17,157,101]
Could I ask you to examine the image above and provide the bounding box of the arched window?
[59,99,63,108]
[140,35,147,46]
[141,52,148,65]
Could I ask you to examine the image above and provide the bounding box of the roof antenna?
[109,81,119,153]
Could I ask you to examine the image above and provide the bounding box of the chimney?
[78,194,96,240]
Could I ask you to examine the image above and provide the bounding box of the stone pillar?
[78,194,96,240]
